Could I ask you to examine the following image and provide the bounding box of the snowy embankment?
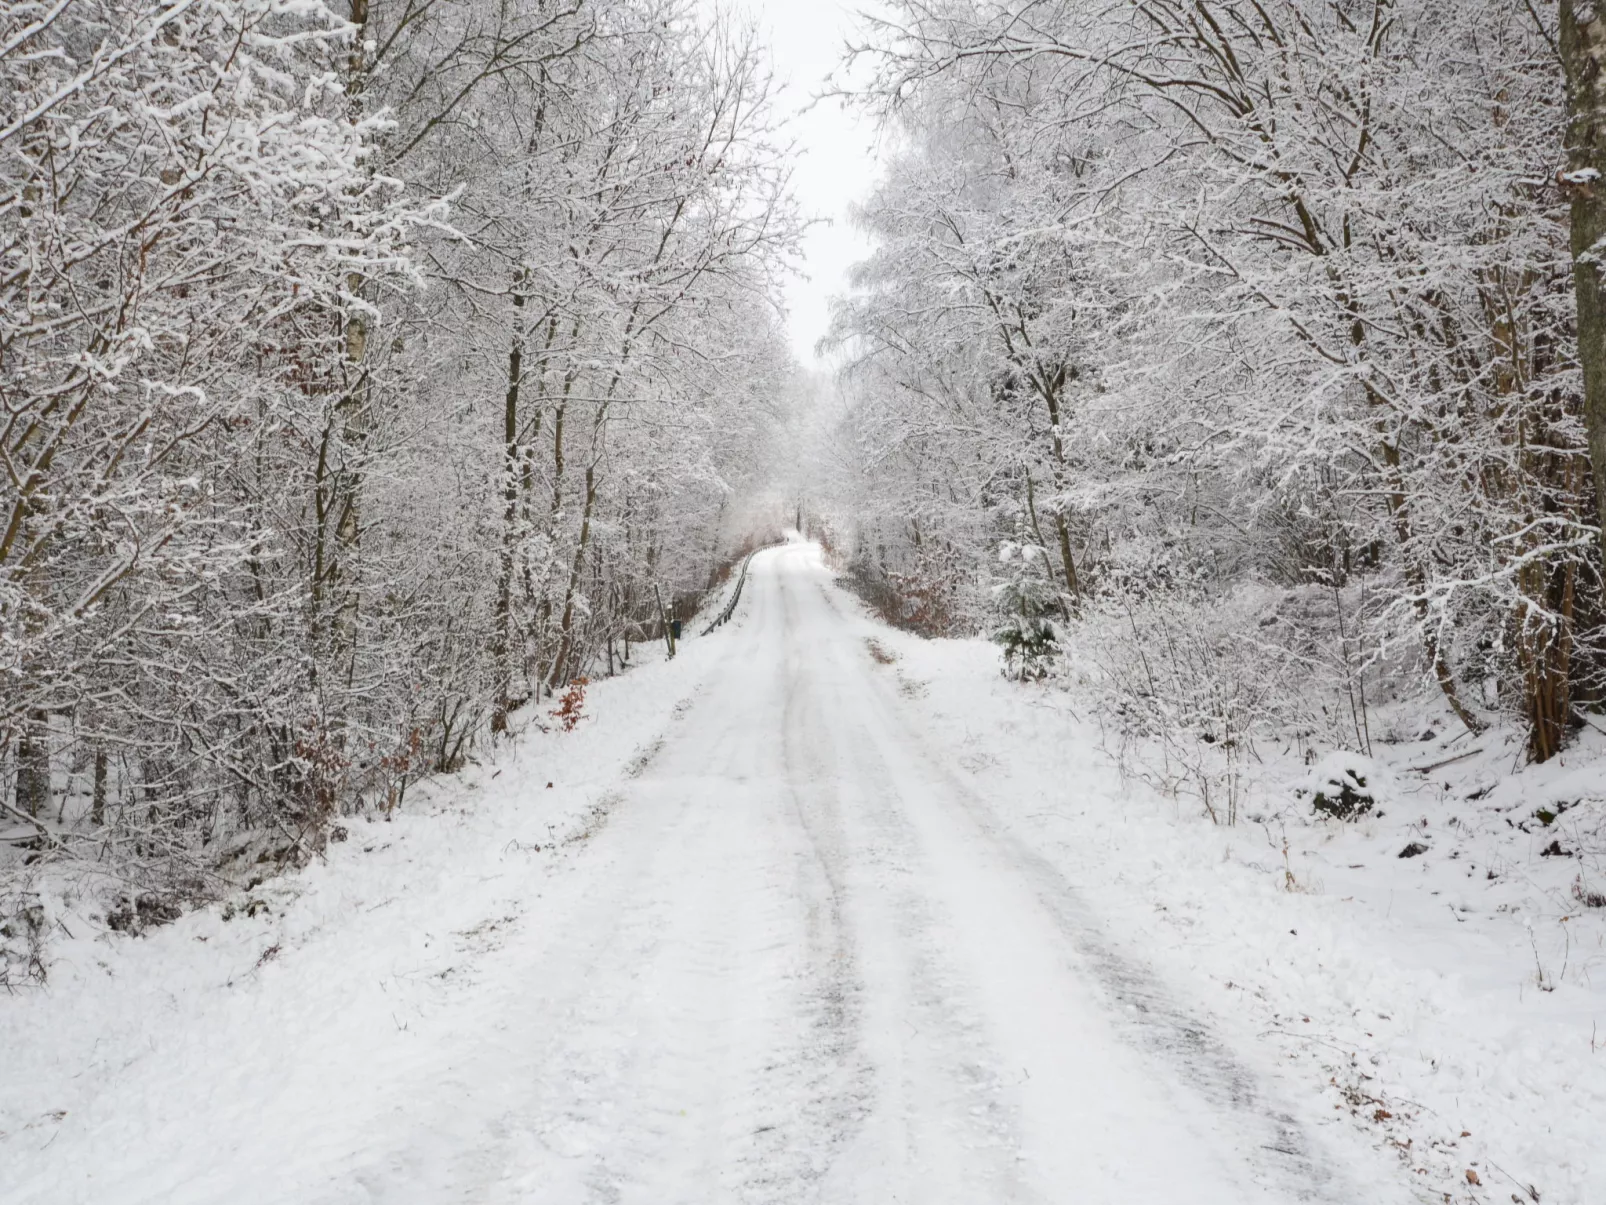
[863,625,1605,1205]
[1,547,1600,1205]
[0,638,715,1202]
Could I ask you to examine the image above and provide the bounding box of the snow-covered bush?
[992,541,1060,680]
[1080,578,1399,825]
[0,891,46,987]
[1296,753,1392,821]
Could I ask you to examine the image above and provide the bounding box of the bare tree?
[1561,1,1606,569]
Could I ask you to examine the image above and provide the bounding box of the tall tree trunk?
[326,0,373,693]
[1561,1,1606,569]
[91,747,108,826]
[14,711,50,818]
[549,460,599,690]
[492,272,527,734]
[1034,378,1082,611]
[1024,467,1072,623]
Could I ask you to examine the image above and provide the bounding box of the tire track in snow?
[295,543,1382,1204]
[735,548,874,1201]
[773,560,1030,1203]
[845,611,1367,1205]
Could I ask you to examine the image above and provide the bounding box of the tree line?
[1,0,798,890]
[823,0,1606,782]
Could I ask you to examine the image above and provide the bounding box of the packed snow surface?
[2,542,1597,1203]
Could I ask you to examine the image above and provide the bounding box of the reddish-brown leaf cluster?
[551,679,590,733]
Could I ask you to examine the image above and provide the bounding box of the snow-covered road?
[3,543,1390,1203]
[325,542,1352,1203]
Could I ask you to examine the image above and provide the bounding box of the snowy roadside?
[847,613,1604,1205]
[0,635,717,1202]
[4,550,1599,1205]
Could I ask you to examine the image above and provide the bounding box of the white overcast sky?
[724,0,881,365]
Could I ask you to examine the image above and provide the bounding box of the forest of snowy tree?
[818,0,1606,816]
[7,7,1606,1195]
[8,0,1606,900]
[1,0,800,887]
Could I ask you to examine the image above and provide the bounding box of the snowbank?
[862,621,1604,1205]
[0,638,719,1203]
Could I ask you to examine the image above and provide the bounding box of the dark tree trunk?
[493,275,527,734]
[15,711,50,818]
[92,747,108,825]
[1561,2,1606,569]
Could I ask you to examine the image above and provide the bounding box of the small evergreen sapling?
[992,541,1061,680]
